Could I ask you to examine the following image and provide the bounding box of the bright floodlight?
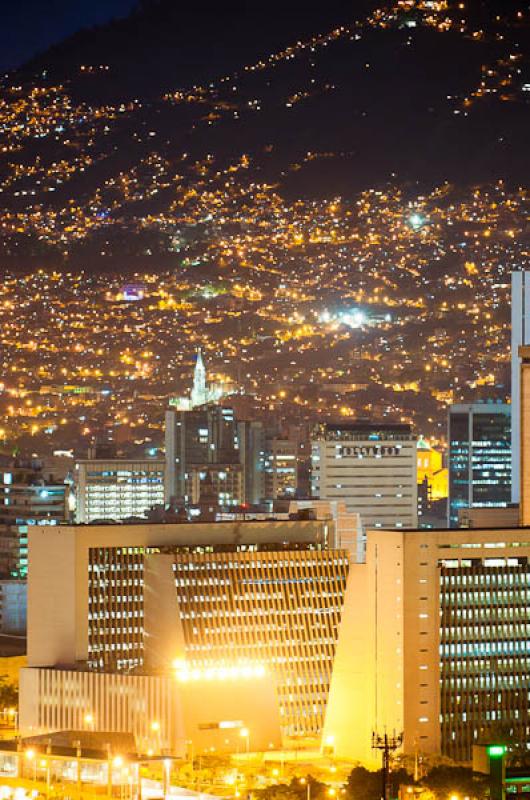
[409,213,425,230]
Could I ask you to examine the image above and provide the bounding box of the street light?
[84,712,95,727]
[300,777,311,800]
[25,749,37,782]
[240,727,250,754]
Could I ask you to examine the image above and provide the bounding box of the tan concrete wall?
[520,351,530,525]
[402,534,441,756]
[323,532,404,765]
[143,554,185,670]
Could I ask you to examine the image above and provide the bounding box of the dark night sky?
[0,0,139,71]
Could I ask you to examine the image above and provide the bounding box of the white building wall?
[75,460,165,523]
[19,668,281,757]
[511,271,530,504]
[311,437,417,530]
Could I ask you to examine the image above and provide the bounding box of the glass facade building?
[87,540,349,737]
[448,403,511,528]
[75,459,165,523]
[440,557,530,761]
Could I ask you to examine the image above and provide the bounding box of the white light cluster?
[173,659,266,682]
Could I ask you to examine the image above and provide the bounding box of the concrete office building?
[237,420,266,504]
[185,463,243,507]
[165,406,239,503]
[511,271,530,504]
[311,422,417,530]
[0,580,26,635]
[324,525,530,765]
[264,438,299,499]
[22,513,355,752]
[448,403,511,528]
[75,458,165,523]
[21,512,530,764]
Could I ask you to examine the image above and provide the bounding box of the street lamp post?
[25,749,37,782]
[163,758,171,800]
[300,777,311,800]
[240,728,250,755]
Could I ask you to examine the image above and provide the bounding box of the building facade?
[324,525,530,765]
[264,438,298,500]
[311,422,418,530]
[237,420,266,505]
[511,271,530,504]
[24,516,354,745]
[448,403,511,528]
[75,459,165,523]
[165,406,239,503]
[22,517,530,764]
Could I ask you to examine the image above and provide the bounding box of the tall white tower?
[190,348,207,408]
[511,272,530,503]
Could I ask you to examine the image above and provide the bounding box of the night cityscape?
[0,2,529,800]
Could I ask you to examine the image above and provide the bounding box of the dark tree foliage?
[256,777,329,800]
[421,766,488,800]
[0,676,18,709]
[344,766,412,800]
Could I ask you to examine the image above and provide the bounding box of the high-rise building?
[448,403,511,527]
[22,517,530,766]
[511,271,530,504]
[264,438,298,499]
[185,463,243,508]
[237,420,266,504]
[324,525,530,765]
[22,514,355,749]
[75,458,165,523]
[310,421,418,530]
[165,405,239,503]
[0,457,70,580]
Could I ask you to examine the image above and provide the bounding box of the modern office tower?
[511,271,530,504]
[22,515,354,750]
[324,525,530,765]
[0,457,70,581]
[237,420,266,504]
[164,405,239,503]
[448,402,511,528]
[75,458,165,523]
[0,580,26,634]
[0,458,69,527]
[264,438,298,499]
[311,421,418,530]
[23,517,530,766]
[185,463,243,507]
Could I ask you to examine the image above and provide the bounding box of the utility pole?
[371,731,403,800]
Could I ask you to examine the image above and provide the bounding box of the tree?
[256,777,330,800]
[0,675,18,710]
[421,766,488,800]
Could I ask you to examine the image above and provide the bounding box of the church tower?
[190,348,207,408]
